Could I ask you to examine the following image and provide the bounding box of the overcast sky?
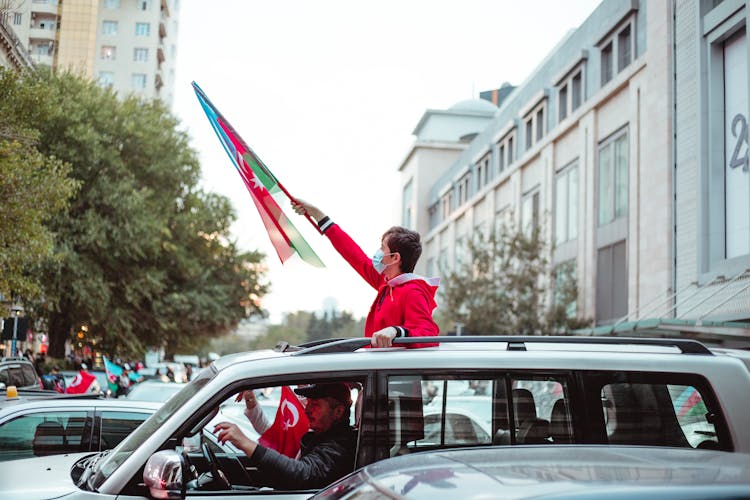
[171,0,601,322]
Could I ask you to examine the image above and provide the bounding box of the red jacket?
[325,224,439,348]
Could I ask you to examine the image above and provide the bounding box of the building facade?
[400,0,750,336]
[7,0,179,105]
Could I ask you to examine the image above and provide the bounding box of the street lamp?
[10,304,23,358]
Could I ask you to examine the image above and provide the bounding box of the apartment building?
[0,11,33,70]
[7,0,179,105]
[400,0,750,335]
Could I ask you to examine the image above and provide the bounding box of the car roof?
[0,397,162,416]
[210,336,747,381]
[345,445,750,498]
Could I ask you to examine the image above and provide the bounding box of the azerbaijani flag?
[103,356,123,394]
[674,386,708,418]
[192,82,324,268]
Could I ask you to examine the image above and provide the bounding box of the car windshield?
[90,365,216,490]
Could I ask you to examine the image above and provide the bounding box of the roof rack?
[291,335,713,356]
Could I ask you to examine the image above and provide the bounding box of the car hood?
[0,452,90,500]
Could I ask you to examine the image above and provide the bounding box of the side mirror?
[0,382,6,391]
[143,450,185,499]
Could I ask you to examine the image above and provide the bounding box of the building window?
[556,63,585,124]
[535,108,545,141]
[555,161,578,245]
[101,46,116,60]
[105,0,120,8]
[521,188,540,236]
[402,179,414,229]
[498,144,505,172]
[440,191,453,221]
[13,13,22,25]
[475,154,491,192]
[139,0,152,10]
[132,73,147,90]
[554,260,577,318]
[457,174,470,206]
[102,20,118,35]
[601,42,613,86]
[597,129,628,226]
[618,24,632,71]
[571,71,583,111]
[507,136,514,164]
[723,31,749,259]
[558,84,568,121]
[99,71,114,87]
[135,22,150,36]
[523,101,547,151]
[525,119,533,150]
[134,48,148,62]
[596,240,627,324]
[600,17,635,87]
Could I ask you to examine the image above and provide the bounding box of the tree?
[3,69,268,358]
[0,68,79,300]
[438,217,590,335]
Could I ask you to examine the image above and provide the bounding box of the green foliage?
[2,69,269,358]
[439,217,590,335]
[0,68,79,299]
[306,309,364,343]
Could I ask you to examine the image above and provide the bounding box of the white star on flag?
[250,174,264,190]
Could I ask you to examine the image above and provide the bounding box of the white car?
[0,335,748,499]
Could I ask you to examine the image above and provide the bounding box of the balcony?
[157,46,165,64]
[160,0,170,17]
[159,20,166,38]
[31,53,53,66]
[30,1,59,16]
[28,27,56,41]
[154,71,163,90]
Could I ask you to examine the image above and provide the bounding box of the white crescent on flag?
[281,400,300,430]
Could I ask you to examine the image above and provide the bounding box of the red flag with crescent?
[258,386,310,458]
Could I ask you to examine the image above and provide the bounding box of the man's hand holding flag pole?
[192,82,324,268]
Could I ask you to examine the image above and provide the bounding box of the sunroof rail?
[291,335,713,356]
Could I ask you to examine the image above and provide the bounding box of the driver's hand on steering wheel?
[213,421,257,456]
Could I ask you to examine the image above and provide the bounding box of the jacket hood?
[387,273,440,312]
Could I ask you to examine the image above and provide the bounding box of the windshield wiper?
[75,449,110,490]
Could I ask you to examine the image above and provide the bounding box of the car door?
[0,408,92,461]
[93,408,154,451]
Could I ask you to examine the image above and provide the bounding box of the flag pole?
[242,148,323,235]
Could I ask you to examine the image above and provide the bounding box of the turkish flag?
[258,386,309,458]
[65,370,96,394]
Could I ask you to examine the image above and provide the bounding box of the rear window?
[601,381,722,449]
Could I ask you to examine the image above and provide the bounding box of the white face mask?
[371,249,396,274]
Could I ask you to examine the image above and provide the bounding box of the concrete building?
[399,0,750,340]
[6,0,179,105]
[0,11,34,70]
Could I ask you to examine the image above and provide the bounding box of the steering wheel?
[201,441,231,490]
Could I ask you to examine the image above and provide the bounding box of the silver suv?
[0,336,749,500]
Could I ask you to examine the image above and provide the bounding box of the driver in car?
[213,382,356,490]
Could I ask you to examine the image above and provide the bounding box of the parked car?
[0,335,748,499]
[0,398,161,462]
[0,357,42,390]
[313,445,750,499]
[126,380,185,402]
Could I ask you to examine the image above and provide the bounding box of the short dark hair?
[382,226,422,273]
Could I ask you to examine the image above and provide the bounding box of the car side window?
[511,377,571,445]
[0,411,88,461]
[601,381,720,449]
[98,411,151,450]
[22,365,39,387]
[389,376,500,456]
